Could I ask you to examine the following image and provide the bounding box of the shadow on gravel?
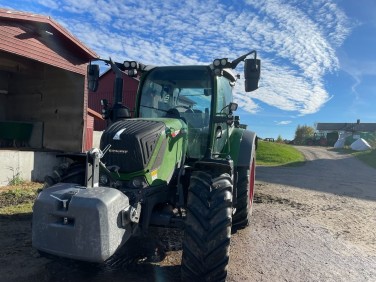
[35,258,182,282]
[0,212,183,282]
[256,156,376,201]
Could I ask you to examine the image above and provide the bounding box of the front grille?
[100,119,165,173]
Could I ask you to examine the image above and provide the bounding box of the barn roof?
[0,8,98,74]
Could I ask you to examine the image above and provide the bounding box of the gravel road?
[228,146,376,282]
[1,146,375,281]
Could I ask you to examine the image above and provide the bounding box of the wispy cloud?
[275,120,292,125]
[5,0,352,116]
[339,48,376,100]
[37,0,59,10]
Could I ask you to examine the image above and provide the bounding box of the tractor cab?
[137,66,213,159]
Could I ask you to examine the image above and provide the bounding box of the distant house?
[316,121,376,147]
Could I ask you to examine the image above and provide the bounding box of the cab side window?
[216,76,233,113]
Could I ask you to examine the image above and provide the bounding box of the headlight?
[128,69,138,76]
[123,61,131,68]
[214,68,222,76]
[131,176,148,189]
[220,58,228,66]
[213,59,221,67]
[99,173,109,185]
[113,181,122,189]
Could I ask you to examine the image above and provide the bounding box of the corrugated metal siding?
[88,71,139,131]
[0,20,88,75]
[82,74,89,152]
[85,115,94,151]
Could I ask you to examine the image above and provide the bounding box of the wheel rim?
[249,159,255,205]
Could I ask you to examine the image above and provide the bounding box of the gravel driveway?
[1,146,375,281]
[228,146,376,282]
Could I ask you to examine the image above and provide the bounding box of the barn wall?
[5,62,84,152]
[85,115,94,151]
[0,70,11,120]
[0,94,5,120]
[89,71,139,131]
[0,70,10,119]
[41,66,85,152]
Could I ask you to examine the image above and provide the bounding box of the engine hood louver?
[100,119,165,173]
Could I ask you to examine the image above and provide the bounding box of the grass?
[332,148,376,169]
[0,182,42,215]
[7,167,25,186]
[352,149,376,169]
[256,141,305,166]
[0,202,35,215]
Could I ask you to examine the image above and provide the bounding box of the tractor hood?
[100,118,185,174]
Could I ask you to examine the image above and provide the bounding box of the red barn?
[0,8,98,185]
[88,69,139,131]
[0,8,98,152]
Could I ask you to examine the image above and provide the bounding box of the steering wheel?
[173,105,194,113]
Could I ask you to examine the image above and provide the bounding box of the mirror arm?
[230,50,257,69]
[212,114,235,126]
[108,58,123,79]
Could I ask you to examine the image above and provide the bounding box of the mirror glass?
[87,64,100,92]
[244,59,260,92]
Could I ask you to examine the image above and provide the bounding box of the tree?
[294,125,315,144]
[276,134,283,143]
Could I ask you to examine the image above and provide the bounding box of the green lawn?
[332,148,376,169]
[351,149,376,169]
[256,141,305,166]
[0,182,42,215]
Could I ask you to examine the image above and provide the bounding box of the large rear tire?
[232,157,255,228]
[181,171,233,282]
[43,162,86,188]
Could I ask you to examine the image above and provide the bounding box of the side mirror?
[87,64,100,92]
[244,59,261,92]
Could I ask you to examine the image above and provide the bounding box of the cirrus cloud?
[5,0,352,116]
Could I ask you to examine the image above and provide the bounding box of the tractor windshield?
[139,66,213,159]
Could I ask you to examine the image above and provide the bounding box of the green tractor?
[32,51,261,281]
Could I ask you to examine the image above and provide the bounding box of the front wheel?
[181,171,233,282]
[43,162,86,188]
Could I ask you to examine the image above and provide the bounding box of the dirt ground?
[1,146,375,281]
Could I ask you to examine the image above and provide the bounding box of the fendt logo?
[113,128,126,140]
[109,149,128,154]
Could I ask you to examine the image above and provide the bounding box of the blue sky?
[1,0,375,140]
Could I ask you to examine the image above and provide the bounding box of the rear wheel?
[44,162,86,188]
[181,171,233,282]
[232,157,255,228]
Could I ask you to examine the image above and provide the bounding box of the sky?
[1,0,375,140]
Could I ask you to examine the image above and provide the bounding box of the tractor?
[32,51,261,281]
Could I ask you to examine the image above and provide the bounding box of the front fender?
[229,128,257,167]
